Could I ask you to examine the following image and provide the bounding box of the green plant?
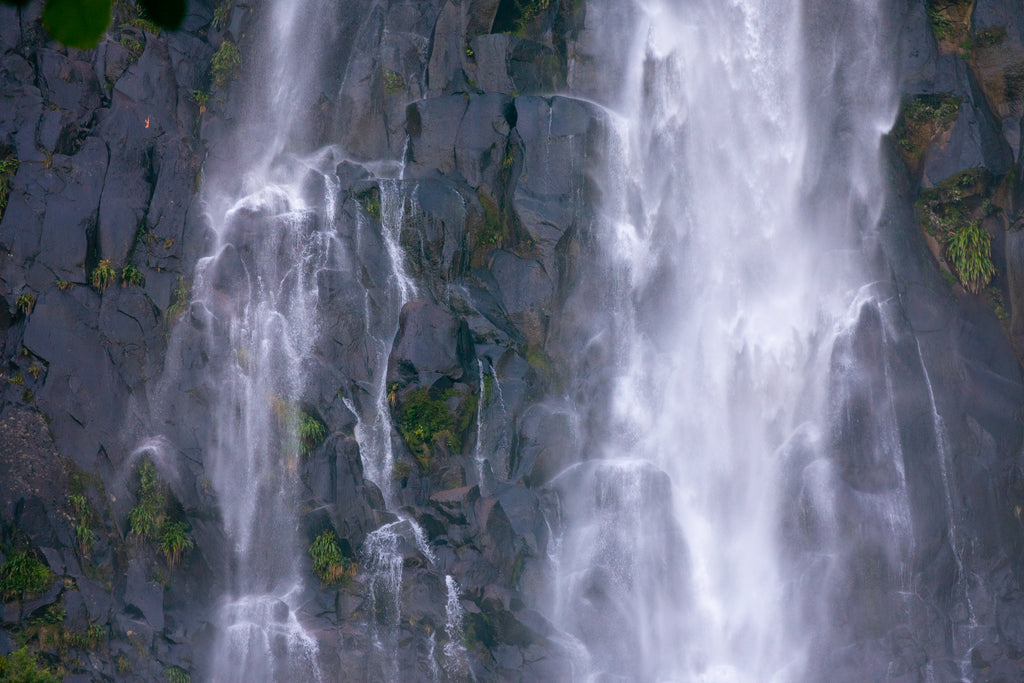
[116,655,131,674]
[513,0,553,35]
[66,623,105,650]
[382,70,404,96]
[164,666,191,683]
[0,551,53,600]
[0,646,59,682]
[212,0,231,29]
[946,221,994,293]
[159,521,193,568]
[119,34,144,55]
[121,264,144,287]
[298,413,327,455]
[308,530,354,586]
[56,279,75,291]
[397,388,459,470]
[191,89,211,115]
[211,40,241,89]
[0,155,18,216]
[17,293,35,316]
[27,364,43,381]
[360,193,382,222]
[128,460,166,541]
[75,523,95,555]
[91,259,116,292]
[166,278,190,322]
[893,94,961,164]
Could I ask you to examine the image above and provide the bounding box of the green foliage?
[0,551,53,600]
[397,388,457,470]
[894,94,961,164]
[382,70,405,96]
[165,666,191,683]
[359,192,382,222]
[299,413,327,455]
[42,0,112,49]
[66,623,105,650]
[75,523,95,555]
[159,521,193,568]
[116,655,131,673]
[513,0,552,35]
[0,155,18,216]
[91,259,116,292]
[121,264,144,287]
[56,280,75,292]
[119,34,144,55]
[191,89,211,114]
[213,0,231,29]
[308,530,354,586]
[946,221,994,293]
[0,646,60,683]
[128,460,166,541]
[16,293,35,316]
[166,278,190,322]
[211,40,241,89]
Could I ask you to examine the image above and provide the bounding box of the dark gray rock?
[125,559,165,632]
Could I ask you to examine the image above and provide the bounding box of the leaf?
[138,0,186,30]
[42,0,112,49]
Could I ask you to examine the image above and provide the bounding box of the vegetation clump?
[0,155,18,217]
[164,666,191,683]
[893,94,961,167]
[0,646,59,682]
[16,293,35,316]
[69,493,95,555]
[946,221,994,293]
[128,460,193,568]
[91,259,116,292]
[166,278,190,322]
[299,412,327,455]
[0,551,53,601]
[308,530,355,586]
[121,264,144,287]
[382,70,405,96]
[211,40,241,89]
[398,388,457,470]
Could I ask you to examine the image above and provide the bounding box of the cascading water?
[544,0,911,679]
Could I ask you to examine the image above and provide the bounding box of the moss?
[382,70,405,96]
[164,666,191,683]
[398,388,457,470]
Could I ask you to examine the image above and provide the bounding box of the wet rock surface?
[3,0,1024,680]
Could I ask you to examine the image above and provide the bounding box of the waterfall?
[543,0,905,679]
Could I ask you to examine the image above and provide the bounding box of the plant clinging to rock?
[91,259,116,292]
[946,221,994,294]
[299,412,327,455]
[0,551,53,600]
[211,40,241,88]
[308,530,354,586]
[159,521,193,568]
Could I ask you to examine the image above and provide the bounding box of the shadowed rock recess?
[2,0,1024,680]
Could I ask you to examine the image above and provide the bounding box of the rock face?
[2,0,1024,680]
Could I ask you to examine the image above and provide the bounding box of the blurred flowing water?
[543,0,910,679]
